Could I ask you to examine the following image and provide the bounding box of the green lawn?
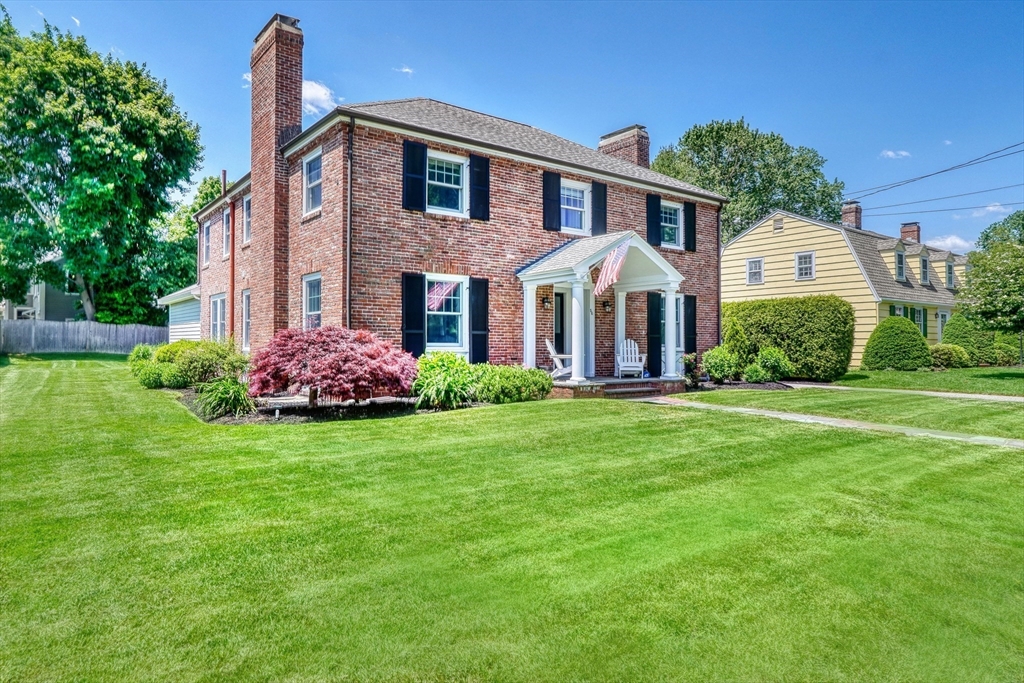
[835,366,1024,396]
[2,356,1023,681]
[685,388,1024,440]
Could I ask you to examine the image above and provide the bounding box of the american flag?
[593,241,630,297]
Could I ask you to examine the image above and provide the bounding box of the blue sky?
[8,0,1024,250]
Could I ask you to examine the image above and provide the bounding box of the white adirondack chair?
[545,339,573,379]
[616,339,646,378]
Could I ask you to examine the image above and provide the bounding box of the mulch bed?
[174,389,419,425]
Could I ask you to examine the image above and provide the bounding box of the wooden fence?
[0,320,168,354]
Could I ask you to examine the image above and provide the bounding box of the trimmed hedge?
[930,344,971,369]
[940,314,995,365]
[722,295,855,381]
[861,316,933,370]
[154,340,200,364]
[993,343,1018,366]
[474,364,553,404]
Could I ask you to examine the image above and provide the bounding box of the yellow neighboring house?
[720,202,967,368]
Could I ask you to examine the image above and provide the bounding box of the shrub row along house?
[720,202,967,368]
[163,14,725,391]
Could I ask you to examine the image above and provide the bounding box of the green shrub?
[722,316,755,369]
[754,346,795,381]
[861,316,933,371]
[940,314,995,365]
[473,364,553,404]
[722,295,855,382]
[175,341,244,385]
[993,343,1019,366]
[700,346,739,384]
[681,352,700,388]
[742,363,771,384]
[413,352,476,410]
[194,375,256,419]
[154,340,199,364]
[930,344,971,369]
[159,362,190,389]
[128,344,155,376]
[136,362,164,389]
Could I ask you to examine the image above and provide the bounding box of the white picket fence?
[0,320,168,354]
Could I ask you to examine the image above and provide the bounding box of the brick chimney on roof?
[841,200,862,229]
[901,221,921,243]
[598,124,650,168]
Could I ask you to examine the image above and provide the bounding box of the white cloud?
[926,234,974,252]
[302,80,341,115]
[943,140,952,145]
[971,203,1013,218]
[71,16,80,26]
[393,65,414,77]
[242,72,252,89]
[880,149,911,159]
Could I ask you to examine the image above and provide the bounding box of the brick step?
[603,386,662,399]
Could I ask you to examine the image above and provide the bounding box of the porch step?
[603,386,662,399]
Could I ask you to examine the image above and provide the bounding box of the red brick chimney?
[841,200,862,229]
[900,221,921,243]
[598,125,650,168]
[250,14,302,340]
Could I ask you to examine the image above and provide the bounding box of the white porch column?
[570,279,586,382]
[523,283,537,368]
[614,289,626,372]
[662,287,679,379]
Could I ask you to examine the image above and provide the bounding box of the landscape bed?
[2,355,1022,681]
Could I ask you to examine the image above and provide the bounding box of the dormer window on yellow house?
[895,251,906,281]
[920,257,929,285]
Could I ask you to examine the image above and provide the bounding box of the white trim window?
[303,273,322,330]
[894,305,904,317]
[746,257,764,285]
[560,179,590,234]
[210,294,226,341]
[425,274,469,354]
[946,262,955,288]
[426,151,469,216]
[243,195,252,243]
[938,310,949,340]
[241,289,251,351]
[661,202,682,247]
[303,149,323,214]
[920,257,930,285]
[895,251,906,281]
[202,221,211,265]
[222,208,231,257]
[795,251,816,280]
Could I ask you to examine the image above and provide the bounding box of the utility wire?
[863,201,1024,217]
[862,183,1024,210]
[846,142,1024,200]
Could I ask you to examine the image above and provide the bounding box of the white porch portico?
[518,231,685,383]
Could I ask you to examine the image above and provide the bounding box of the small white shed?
[158,285,201,342]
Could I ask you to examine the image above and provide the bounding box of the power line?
[845,142,1024,200]
[863,201,1024,217]
[862,183,1024,210]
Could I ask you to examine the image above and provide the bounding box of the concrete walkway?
[784,382,1024,403]
[640,396,1024,450]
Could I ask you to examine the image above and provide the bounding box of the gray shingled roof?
[517,232,628,277]
[337,98,725,202]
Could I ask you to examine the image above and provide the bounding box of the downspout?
[229,199,236,342]
[716,208,722,345]
[346,116,355,328]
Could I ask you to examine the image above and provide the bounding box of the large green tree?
[0,10,201,320]
[652,119,845,242]
[974,209,1024,250]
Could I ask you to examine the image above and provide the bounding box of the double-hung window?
[304,149,323,214]
[746,257,764,285]
[661,203,681,246]
[946,262,954,288]
[920,257,929,284]
[243,195,252,243]
[241,289,251,351]
[426,151,468,215]
[560,179,589,234]
[795,251,815,280]
[303,273,321,330]
[202,221,211,265]
[222,209,231,257]
[210,294,226,341]
[425,275,468,352]
[895,251,905,281]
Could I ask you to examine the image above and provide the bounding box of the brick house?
[192,14,726,390]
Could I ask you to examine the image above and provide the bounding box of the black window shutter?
[402,140,427,212]
[646,194,662,246]
[647,291,662,377]
[683,202,697,252]
[401,272,426,357]
[683,295,697,355]
[469,154,490,221]
[591,182,607,235]
[542,171,561,231]
[469,277,489,363]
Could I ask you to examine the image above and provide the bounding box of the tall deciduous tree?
[0,10,201,320]
[652,119,845,242]
[975,210,1024,250]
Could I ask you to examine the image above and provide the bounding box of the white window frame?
[303,148,323,215]
[938,309,949,341]
[895,251,906,281]
[243,195,252,243]
[202,221,211,265]
[424,273,470,356]
[302,272,322,330]
[241,289,251,351]
[920,257,929,285]
[425,150,470,218]
[746,257,765,285]
[660,201,684,249]
[559,178,592,236]
[210,294,226,341]
[794,251,816,280]
[945,261,955,289]
[222,208,231,258]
